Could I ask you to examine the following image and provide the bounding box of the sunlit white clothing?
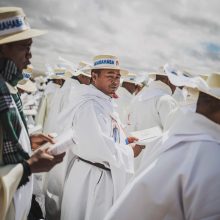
[105,112,220,220]
[60,85,134,220]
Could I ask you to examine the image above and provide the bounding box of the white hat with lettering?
[49,68,71,80]
[17,71,37,93]
[122,73,144,86]
[82,55,129,76]
[0,7,46,45]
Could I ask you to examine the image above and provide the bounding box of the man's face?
[1,38,32,71]
[78,74,91,85]
[92,69,121,96]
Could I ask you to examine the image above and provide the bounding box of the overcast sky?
[1,0,220,74]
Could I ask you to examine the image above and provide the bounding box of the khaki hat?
[122,74,143,86]
[49,68,70,80]
[164,64,220,100]
[17,79,37,93]
[73,61,92,77]
[206,73,220,88]
[0,7,46,45]
[82,55,128,76]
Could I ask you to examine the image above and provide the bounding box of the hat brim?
[49,75,68,80]
[17,80,37,93]
[0,29,47,45]
[73,70,91,78]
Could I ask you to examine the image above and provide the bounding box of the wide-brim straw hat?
[164,64,220,100]
[0,7,46,45]
[17,79,37,93]
[49,68,71,80]
[72,61,92,78]
[81,55,129,76]
[121,73,143,86]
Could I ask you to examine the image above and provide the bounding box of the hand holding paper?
[130,126,162,145]
[40,128,76,155]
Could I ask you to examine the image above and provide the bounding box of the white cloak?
[127,81,178,132]
[35,83,60,131]
[105,112,220,220]
[60,85,134,220]
[127,81,178,170]
[44,78,81,220]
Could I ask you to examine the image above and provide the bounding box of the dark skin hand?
[127,136,145,157]
[27,147,65,173]
[30,133,55,150]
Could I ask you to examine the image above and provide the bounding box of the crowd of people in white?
[1,6,220,220]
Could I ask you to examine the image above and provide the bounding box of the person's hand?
[130,143,145,157]
[127,136,139,144]
[27,147,65,173]
[30,133,55,150]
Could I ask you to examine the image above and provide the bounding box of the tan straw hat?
[73,61,92,77]
[0,7,46,45]
[82,55,129,76]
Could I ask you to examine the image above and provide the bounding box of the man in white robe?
[105,73,220,220]
[44,63,91,220]
[127,72,177,132]
[115,75,141,126]
[60,55,143,220]
[35,79,61,131]
[127,72,178,170]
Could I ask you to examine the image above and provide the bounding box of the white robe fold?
[105,112,220,220]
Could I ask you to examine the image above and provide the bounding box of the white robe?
[44,79,82,220]
[114,87,134,126]
[127,81,178,132]
[35,83,60,131]
[127,81,178,170]
[105,112,220,220]
[60,85,134,220]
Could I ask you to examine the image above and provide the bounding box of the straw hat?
[164,64,220,100]
[17,68,37,92]
[206,73,220,88]
[122,74,144,86]
[73,61,92,77]
[82,55,128,76]
[17,79,37,93]
[0,7,46,45]
[49,68,71,80]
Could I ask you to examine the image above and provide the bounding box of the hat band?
[94,58,119,68]
[22,72,31,80]
[0,15,30,36]
[55,72,65,76]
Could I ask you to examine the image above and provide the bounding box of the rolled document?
[47,128,76,155]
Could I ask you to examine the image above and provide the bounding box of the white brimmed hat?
[83,55,128,76]
[49,68,71,80]
[73,61,92,77]
[164,64,220,100]
[17,79,37,93]
[0,7,46,45]
[122,73,144,86]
